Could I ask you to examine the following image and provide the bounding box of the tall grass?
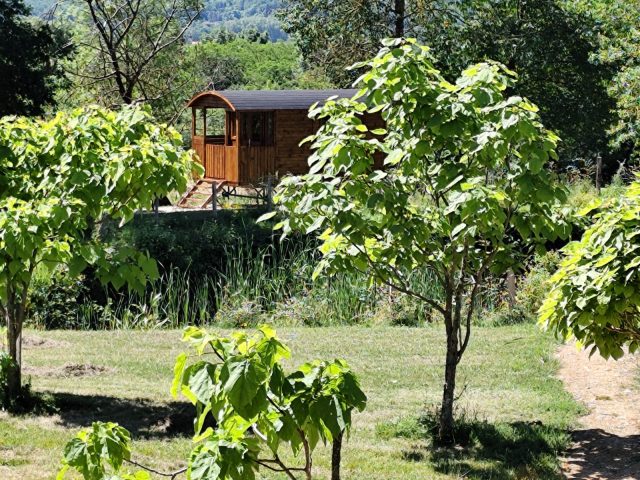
[55,270,216,330]
[27,234,446,330]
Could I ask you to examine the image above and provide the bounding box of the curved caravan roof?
[187,89,358,111]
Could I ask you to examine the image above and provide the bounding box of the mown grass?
[0,325,581,479]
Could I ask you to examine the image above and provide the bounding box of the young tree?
[540,182,640,359]
[58,326,367,480]
[268,39,568,444]
[0,0,72,116]
[61,0,201,122]
[0,106,197,403]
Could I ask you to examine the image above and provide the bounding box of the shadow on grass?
[50,392,196,439]
[379,413,569,479]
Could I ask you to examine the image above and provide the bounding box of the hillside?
[24,0,286,41]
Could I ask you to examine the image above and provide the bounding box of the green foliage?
[0,105,198,401]
[27,269,91,329]
[432,0,616,167]
[274,39,568,285]
[278,0,452,86]
[57,422,149,480]
[282,0,619,167]
[541,180,640,359]
[107,210,276,279]
[479,252,562,327]
[0,351,15,408]
[59,326,366,479]
[568,0,640,159]
[0,105,196,296]
[0,0,72,116]
[272,38,568,442]
[184,38,329,91]
[173,325,366,479]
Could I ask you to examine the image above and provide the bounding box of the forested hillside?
[25,0,285,40]
[192,0,284,40]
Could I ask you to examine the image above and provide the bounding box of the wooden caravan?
[188,89,379,186]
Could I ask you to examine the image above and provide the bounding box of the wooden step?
[177,179,227,209]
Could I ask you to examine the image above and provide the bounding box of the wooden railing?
[205,144,227,179]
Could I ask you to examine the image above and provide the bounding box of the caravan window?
[242,112,274,146]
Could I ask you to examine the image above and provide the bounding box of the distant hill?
[24,0,286,41]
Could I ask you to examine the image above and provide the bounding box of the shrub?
[517,251,562,316]
[28,270,94,329]
[104,210,278,278]
[474,252,561,327]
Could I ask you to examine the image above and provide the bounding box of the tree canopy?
[0,106,198,402]
[433,0,616,168]
[568,0,640,161]
[278,0,453,86]
[269,38,568,443]
[280,0,618,169]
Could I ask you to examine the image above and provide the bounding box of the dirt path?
[558,343,640,479]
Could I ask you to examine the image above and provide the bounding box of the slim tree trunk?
[595,153,602,194]
[394,0,405,37]
[4,289,23,401]
[439,301,458,445]
[3,281,29,403]
[331,430,343,480]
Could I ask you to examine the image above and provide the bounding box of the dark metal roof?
[187,89,358,111]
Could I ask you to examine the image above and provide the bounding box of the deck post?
[266,175,273,208]
[506,269,517,309]
[203,108,207,176]
[212,181,218,216]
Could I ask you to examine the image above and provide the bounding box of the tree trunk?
[4,291,22,401]
[3,284,28,402]
[331,430,343,480]
[394,0,405,37]
[439,305,458,445]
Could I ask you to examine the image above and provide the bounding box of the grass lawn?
[0,325,581,479]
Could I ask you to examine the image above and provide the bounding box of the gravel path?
[558,343,640,479]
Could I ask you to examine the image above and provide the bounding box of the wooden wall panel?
[273,109,385,176]
[192,136,205,169]
[238,146,276,184]
[274,110,315,176]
